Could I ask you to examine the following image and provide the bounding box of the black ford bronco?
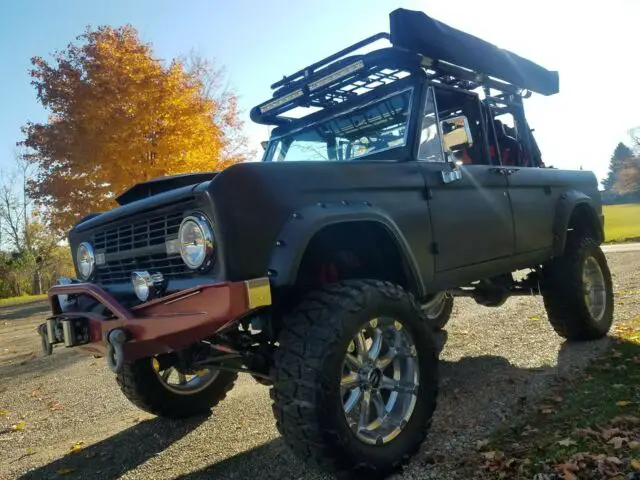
[39,9,613,478]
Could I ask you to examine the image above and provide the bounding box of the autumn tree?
[20,25,250,232]
[182,52,250,164]
[614,127,640,198]
[614,157,640,196]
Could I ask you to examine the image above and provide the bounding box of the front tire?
[116,358,237,418]
[271,280,439,478]
[541,236,614,340]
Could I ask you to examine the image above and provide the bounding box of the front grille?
[91,211,191,285]
[92,212,183,254]
[96,253,189,284]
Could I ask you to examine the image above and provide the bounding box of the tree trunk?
[11,278,21,297]
[32,270,42,295]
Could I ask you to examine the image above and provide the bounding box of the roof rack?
[250,44,417,125]
[270,32,390,91]
[251,9,558,126]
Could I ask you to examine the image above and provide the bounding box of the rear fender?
[267,202,426,296]
[552,190,604,256]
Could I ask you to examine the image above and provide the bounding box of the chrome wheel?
[583,255,607,322]
[341,317,419,445]
[152,358,219,395]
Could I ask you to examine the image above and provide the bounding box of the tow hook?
[106,329,127,374]
[38,324,52,356]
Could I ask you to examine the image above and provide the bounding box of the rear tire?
[271,280,439,478]
[541,236,614,340]
[116,358,237,418]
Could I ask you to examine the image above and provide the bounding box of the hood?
[115,172,219,206]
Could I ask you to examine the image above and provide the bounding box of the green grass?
[603,203,640,243]
[472,317,640,478]
[0,294,48,307]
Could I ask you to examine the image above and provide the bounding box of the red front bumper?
[42,278,271,362]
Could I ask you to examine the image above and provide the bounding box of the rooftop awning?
[389,9,559,95]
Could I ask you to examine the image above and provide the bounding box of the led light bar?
[259,89,304,113]
[308,60,365,91]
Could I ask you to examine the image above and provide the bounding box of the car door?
[417,86,514,274]
[422,164,514,271]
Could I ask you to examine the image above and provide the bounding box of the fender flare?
[266,202,426,297]
[552,190,604,256]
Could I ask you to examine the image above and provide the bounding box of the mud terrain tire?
[541,236,614,340]
[116,359,237,418]
[271,280,439,478]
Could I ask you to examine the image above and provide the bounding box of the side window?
[417,88,445,162]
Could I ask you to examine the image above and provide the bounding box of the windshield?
[265,88,412,162]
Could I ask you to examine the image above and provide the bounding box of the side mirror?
[440,115,473,152]
[260,141,268,151]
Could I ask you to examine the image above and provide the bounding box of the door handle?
[441,160,463,184]
[441,168,462,184]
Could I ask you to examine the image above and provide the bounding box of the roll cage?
[253,8,558,168]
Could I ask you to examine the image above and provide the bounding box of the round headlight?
[178,214,214,270]
[76,242,95,280]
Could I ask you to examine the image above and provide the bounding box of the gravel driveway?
[1,251,639,480]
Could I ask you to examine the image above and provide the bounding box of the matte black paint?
[266,202,425,295]
[552,190,604,256]
[422,163,513,272]
[67,159,601,305]
[208,160,433,290]
[115,172,218,206]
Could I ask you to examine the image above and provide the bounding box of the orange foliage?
[614,159,640,196]
[20,25,249,232]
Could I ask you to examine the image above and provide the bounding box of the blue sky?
[1,0,639,182]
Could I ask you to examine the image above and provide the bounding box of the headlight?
[178,213,214,270]
[76,242,95,280]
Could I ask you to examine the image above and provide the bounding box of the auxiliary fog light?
[131,271,154,302]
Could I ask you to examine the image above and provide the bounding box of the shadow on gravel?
[0,301,50,321]
[18,415,210,480]
[177,437,318,480]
